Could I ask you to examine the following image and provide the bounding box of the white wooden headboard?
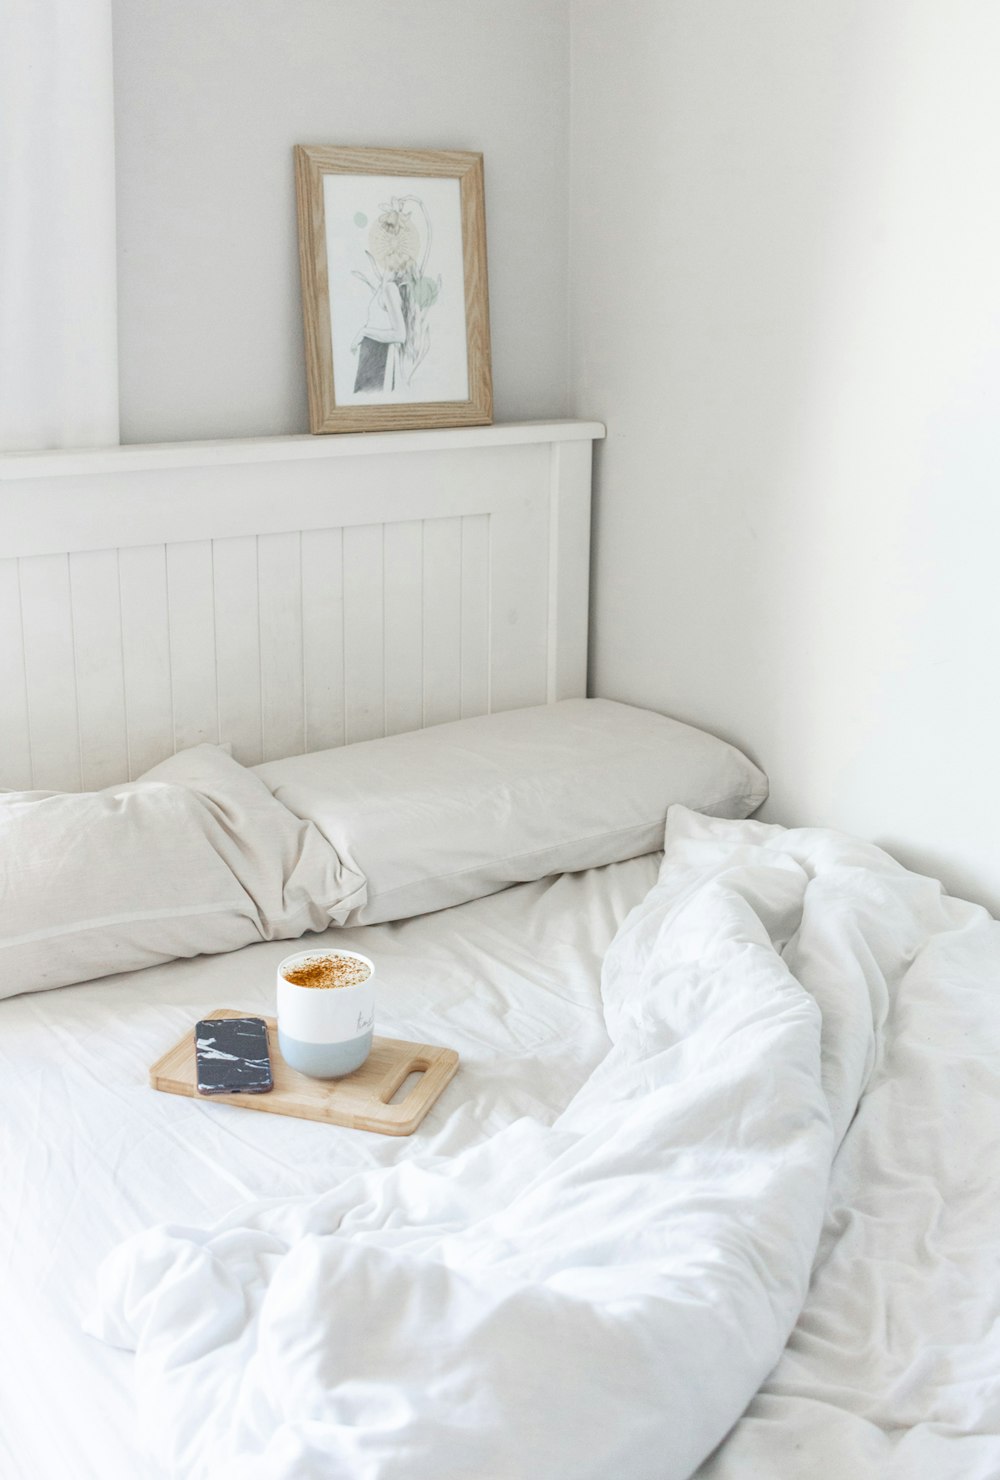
[0,420,603,792]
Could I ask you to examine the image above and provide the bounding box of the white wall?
[571,0,1000,912]
[0,0,118,451]
[112,0,570,442]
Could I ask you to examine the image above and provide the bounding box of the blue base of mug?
[278,1028,373,1080]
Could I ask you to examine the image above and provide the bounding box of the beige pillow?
[255,699,768,925]
[0,745,366,998]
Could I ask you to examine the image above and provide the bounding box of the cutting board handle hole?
[387,1068,426,1105]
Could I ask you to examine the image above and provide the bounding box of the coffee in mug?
[276,948,375,1079]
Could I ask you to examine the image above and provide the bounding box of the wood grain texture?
[166,540,219,751]
[150,1009,460,1137]
[0,422,605,484]
[213,535,263,766]
[69,549,128,789]
[118,544,173,777]
[0,561,32,789]
[342,523,386,744]
[487,488,551,714]
[383,519,424,736]
[546,441,593,702]
[19,554,81,791]
[301,526,345,753]
[422,517,463,727]
[258,532,305,761]
[460,513,490,719]
[294,145,493,434]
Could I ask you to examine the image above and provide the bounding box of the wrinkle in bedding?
[698,898,1000,1479]
[5,817,1000,1479]
[90,808,904,1480]
[0,856,658,1480]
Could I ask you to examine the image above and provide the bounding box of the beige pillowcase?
[0,745,366,999]
[254,699,768,925]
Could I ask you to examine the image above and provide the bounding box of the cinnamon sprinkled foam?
[281,954,371,989]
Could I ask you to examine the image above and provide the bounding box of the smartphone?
[194,1017,273,1096]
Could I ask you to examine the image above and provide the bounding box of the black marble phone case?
[194,1017,273,1095]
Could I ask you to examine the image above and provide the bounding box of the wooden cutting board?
[150,1008,459,1136]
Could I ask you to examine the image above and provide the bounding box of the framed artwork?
[294,146,493,434]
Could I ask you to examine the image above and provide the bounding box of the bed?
[0,853,659,1478]
[3,422,1000,1480]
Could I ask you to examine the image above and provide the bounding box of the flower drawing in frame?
[295,147,492,434]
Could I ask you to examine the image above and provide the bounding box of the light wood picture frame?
[294,146,493,434]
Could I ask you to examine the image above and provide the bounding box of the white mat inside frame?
[0,420,603,792]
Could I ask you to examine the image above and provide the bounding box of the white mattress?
[0,855,659,1480]
[5,844,1000,1480]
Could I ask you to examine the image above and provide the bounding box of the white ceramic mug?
[276,948,375,1079]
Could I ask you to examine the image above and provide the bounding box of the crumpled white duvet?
[90,806,946,1480]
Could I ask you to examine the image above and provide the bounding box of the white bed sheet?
[697,890,1000,1480]
[5,835,1000,1480]
[0,854,659,1480]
